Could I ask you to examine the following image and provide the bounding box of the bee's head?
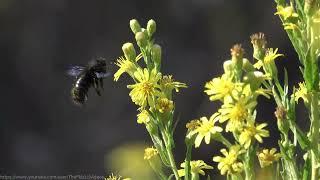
[88,57,107,73]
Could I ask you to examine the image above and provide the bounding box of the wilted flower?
[137,110,151,124]
[144,147,158,160]
[257,148,281,168]
[159,75,187,93]
[156,97,174,113]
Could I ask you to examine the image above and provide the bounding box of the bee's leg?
[99,78,104,89]
[94,79,101,96]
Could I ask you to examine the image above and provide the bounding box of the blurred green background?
[0,0,306,179]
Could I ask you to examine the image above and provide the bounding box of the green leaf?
[303,48,319,91]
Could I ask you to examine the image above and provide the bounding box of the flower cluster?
[185,36,284,176]
[114,19,186,180]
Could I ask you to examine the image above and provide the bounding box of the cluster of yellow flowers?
[114,19,187,180]
[183,37,283,176]
[113,19,186,123]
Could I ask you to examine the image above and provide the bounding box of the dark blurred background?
[0,0,306,179]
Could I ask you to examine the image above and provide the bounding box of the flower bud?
[156,97,173,113]
[129,19,142,34]
[243,71,268,91]
[147,19,156,37]
[122,42,136,61]
[231,44,244,61]
[230,44,244,81]
[135,32,148,48]
[275,106,289,134]
[144,147,163,175]
[242,58,255,72]
[141,28,150,40]
[223,60,234,75]
[151,44,161,67]
[250,32,267,61]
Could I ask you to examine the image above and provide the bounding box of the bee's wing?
[95,72,111,78]
[67,66,86,77]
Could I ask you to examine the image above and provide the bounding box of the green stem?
[215,133,232,148]
[191,173,199,180]
[244,145,255,180]
[310,93,319,180]
[162,131,181,180]
[184,142,192,180]
[148,161,168,180]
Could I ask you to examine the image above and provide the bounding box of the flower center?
[141,81,154,95]
[230,103,248,122]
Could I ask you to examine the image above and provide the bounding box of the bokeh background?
[0,0,306,179]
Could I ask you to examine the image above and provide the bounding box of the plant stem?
[166,143,181,180]
[244,146,255,180]
[163,131,181,180]
[184,142,192,180]
[310,93,319,180]
[285,157,299,180]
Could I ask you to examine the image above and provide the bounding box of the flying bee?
[67,58,110,105]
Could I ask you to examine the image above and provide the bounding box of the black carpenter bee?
[67,58,110,105]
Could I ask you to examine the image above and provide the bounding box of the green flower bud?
[250,32,267,61]
[151,44,161,67]
[230,44,244,81]
[223,60,234,76]
[275,106,289,134]
[141,28,150,40]
[129,19,142,34]
[147,19,156,37]
[243,71,268,90]
[242,58,255,72]
[231,44,244,61]
[135,32,148,48]
[122,42,136,61]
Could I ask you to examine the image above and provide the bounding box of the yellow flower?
[156,97,174,113]
[239,121,269,149]
[264,48,283,65]
[293,82,308,103]
[213,145,244,175]
[187,113,223,148]
[159,75,187,93]
[253,60,264,69]
[275,5,298,20]
[219,95,257,132]
[143,147,158,160]
[204,75,236,102]
[178,160,213,177]
[257,148,281,168]
[283,23,299,30]
[127,68,162,108]
[137,110,151,124]
[114,56,139,81]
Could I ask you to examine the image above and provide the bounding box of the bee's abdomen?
[71,73,93,105]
